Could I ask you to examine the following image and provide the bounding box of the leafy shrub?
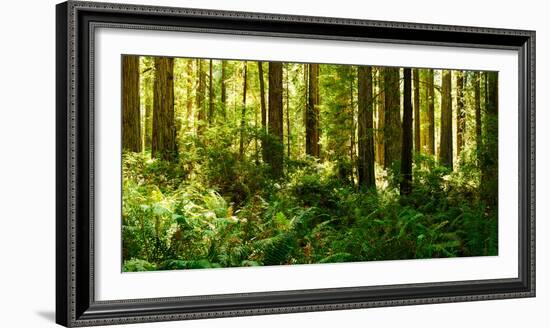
[122,147,497,272]
[123,259,157,272]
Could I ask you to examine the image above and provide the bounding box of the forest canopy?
[121,55,498,272]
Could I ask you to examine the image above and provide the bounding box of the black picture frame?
[56,1,536,326]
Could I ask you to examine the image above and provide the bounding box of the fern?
[123,259,157,272]
[160,259,220,270]
[254,233,295,265]
[319,252,353,263]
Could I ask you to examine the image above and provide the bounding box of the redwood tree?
[196,59,206,135]
[426,69,435,156]
[306,64,320,157]
[185,60,194,122]
[400,68,413,195]
[208,59,214,124]
[258,61,267,162]
[474,71,482,164]
[357,66,376,189]
[456,71,466,157]
[152,57,177,161]
[239,61,248,159]
[482,71,499,207]
[266,62,284,177]
[221,61,227,118]
[122,55,141,152]
[413,68,421,153]
[439,70,453,169]
[143,57,154,151]
[285,64,291,158]
[384,67,401,168]
[376,68,385,166]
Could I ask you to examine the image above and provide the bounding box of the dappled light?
[121,56,498,272]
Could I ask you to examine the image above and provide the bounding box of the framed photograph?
[56,0,535,326]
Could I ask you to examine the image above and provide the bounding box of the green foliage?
[254,233,296,265]
[160,259,220,270]
[122,59,498,272]
[123,259,157,272]
[122,147,497,272]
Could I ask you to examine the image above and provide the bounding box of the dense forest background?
[121,55,498,272]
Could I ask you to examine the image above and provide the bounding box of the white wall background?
[0,0,545,327]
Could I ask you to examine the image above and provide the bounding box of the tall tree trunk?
[485,71,489,110]
[427,69,435,156]
[258,62,267,162]
[185,59,194,123]
[439,70,453,169]
[304,64,309,156]
[286,65,291,159]
[456,71,465,158]
[254,73,259,164]
[474,71,482,165]
[384,67,401,169]
[239,61,248,159]
[376,68,385,166]
[152,57,176,161]
[208,59,214,124]
[413,68,421,153]
[196,59,206,135]
[221,60,227,118]
[144,92,152,151]
[143,58,153,151]
[306,64,320,157]
[400,68,413,195]
[373,68,379,162]
[357,66,376,189]
[122,55,141,152]
[482,71,499,207]
[350,71,356,183]
[420,70,427,151]
[267,62,284,177]
[233,70,237,121]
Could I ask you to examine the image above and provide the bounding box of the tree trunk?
[474,71,482,165]
[357,66,376,189]
[185,59,194,123]
[400,68,413,195]
[208,59,214,124]
[413,68,421,153]
[384,67,401,169]
[420,70,427,152]
[239,61,247,159]
[376,68,385,167]
[373,68,379,162]
[122,55,141,152]
[258,62,267,162]
[456,71,465,158]
[439,70,453,169]
[427,69,435,156]
[267,62,284,177]
[286,65,291,159]
[221,61,227,118]
[350,71,356,183]
[196,59,206,135]
[306,64,320,157]
[254,73,259,164]
[143,58,153,151]
[152,57,176,161]
[482,71,499,207]
[486,73,498,141]
[304,64,309,156]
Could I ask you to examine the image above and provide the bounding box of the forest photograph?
[121,55,499,272]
